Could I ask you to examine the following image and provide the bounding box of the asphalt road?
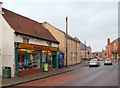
[15,61,118,87]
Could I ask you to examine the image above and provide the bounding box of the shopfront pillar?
[40,50,43,68]
[14,42,19,77]
[56,51,58,69]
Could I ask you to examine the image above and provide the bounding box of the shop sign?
[18,44,58,51]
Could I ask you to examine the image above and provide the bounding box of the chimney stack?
[107,38,110,45]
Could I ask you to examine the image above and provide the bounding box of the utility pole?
[66,17,68,67]
[85,40,86,60]
[76,41,77,64]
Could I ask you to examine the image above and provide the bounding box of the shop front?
[14,42,58,77]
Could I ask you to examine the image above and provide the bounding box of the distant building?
[93,49,107,60]
[93,52,101,58]
[80,42,92,60]
[101,49,107,60]
[106,38,120,60]
[43,22,81,66]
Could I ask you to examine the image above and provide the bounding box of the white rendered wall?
[0,14,2,78]
[1,15,15,77]
[14,35,59,48]
[0,3,3,86]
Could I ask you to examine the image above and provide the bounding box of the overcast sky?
[1,0,118,52]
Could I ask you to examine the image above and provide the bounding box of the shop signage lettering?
[18,44,58,51]
[33,46,50,50]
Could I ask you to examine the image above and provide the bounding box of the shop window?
[42,51,52,66]
[18,49,40,72]
[23,37,29,43]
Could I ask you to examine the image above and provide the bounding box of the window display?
[18,49,40,72]
[42,51,52,66]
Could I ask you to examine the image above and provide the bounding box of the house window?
[23,37,29,43]
[76,53,77,60]
[114,43,117,50]
[47,41,52,46]
[73,52,75,60]
[71,52,73,60]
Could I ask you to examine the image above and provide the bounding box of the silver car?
[89,59,100,67]
[104,58,112,65]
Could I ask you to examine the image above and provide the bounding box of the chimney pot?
[107,38,110,45]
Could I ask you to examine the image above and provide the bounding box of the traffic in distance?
[89,58,113,67]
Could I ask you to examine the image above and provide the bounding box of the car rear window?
[91,59,97,61]
[106,59,111,61]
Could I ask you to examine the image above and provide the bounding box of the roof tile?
[2,8,59,43]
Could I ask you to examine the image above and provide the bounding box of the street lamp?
[66,17,68,67]
[87,51,90,61]
[84,40,86,60]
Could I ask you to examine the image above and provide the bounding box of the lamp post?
[66,17,68,67]
[87,51,90,61]
[112,51,114,60]
[84,41,86,60]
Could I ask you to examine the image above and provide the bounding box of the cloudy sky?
[1,0,118,52]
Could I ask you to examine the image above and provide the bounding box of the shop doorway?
[52,55,57,69]
[42,51,52,67]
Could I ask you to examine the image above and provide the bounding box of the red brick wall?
[106,40,119,58]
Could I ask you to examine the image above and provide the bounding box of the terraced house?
[0,3,59,77]
[43,22,81,66]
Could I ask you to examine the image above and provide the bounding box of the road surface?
[14,61,118,87]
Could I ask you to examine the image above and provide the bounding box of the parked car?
[89,59,100,67]
[99,58,103,61]
[104,58,112,65]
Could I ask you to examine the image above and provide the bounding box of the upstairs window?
[23,37,29,43]
[47,41,52,46]
[114,43,117,50]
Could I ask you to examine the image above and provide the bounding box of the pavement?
[1,61,88,87]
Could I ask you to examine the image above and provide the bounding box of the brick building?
[106,38,120,60]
